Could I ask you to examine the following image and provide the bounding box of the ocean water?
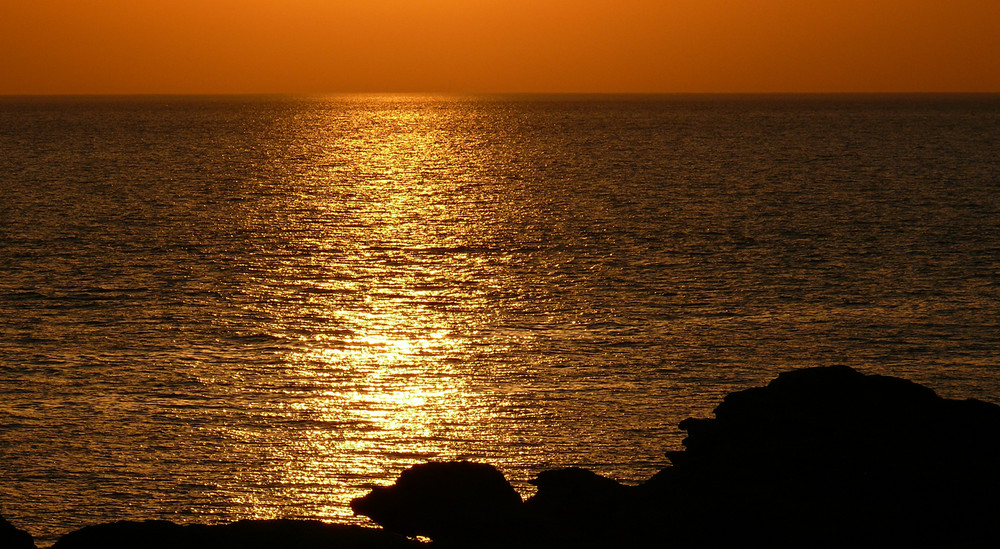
[1,94,999,544]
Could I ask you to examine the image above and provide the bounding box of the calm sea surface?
[2,94,999,544]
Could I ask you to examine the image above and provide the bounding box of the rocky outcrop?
[0,514,36,549]
[354,366,1000,547]
[12,366,1000,548]
[52,520,183,549]
[51,519,420,549]
[525,467,631,518]
[520,467,636,547]
[649,365,1000,547]
[350,461,522,543]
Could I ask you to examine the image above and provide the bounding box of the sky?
[2,0,998,95]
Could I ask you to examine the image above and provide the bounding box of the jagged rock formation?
[521,467,634,547]
[354,366,1000,548]
[50,519,419,549]
[11,366,999,548]
[0,514,36,549]
[652,365,1000,547]
[350,461,522,543]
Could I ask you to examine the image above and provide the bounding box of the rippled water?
[2,94,999,544]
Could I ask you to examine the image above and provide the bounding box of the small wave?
[230,332,286,342]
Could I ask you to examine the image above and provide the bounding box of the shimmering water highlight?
[1,94,998,544]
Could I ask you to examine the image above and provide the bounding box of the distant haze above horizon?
[2,0,998,95]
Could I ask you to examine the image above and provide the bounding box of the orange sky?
[2,0,998,94]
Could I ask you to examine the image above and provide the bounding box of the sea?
[1,94,998,545]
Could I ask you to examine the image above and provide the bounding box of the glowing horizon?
[2,0,998,95]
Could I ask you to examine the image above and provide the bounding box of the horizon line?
[3,91,1000,98]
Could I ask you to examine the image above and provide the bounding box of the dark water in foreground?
[1,94,998,544]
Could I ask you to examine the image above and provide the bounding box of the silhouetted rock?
[24,365,1000,548]
[649,365,1000,547]
[51,519,419,549]
[348,367,1000,547]
[52,520,183,549]
[521,467,635,546]
[351,461,522,543]
[0,514,36,549]
[527,467,630,512]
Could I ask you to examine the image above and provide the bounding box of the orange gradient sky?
[2,0,998,95]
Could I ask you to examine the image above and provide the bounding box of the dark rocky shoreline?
[6,365,1000,548]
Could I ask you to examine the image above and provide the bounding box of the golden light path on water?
[174,95,1000,527]
[223,96,536,524]
[5,94,1000,547]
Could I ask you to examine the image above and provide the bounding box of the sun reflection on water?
[10,95,1000,547]
[244,96,509,524]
